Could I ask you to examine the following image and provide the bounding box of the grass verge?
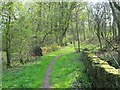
[50,52,91,88]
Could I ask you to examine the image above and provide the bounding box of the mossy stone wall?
[81,51,120,88]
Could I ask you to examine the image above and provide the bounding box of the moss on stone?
[82,50,120,88]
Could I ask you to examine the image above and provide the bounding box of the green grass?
[3,56,52,88]
[2,48,65,88]
[50,52,91,88]
[2,45,91,88]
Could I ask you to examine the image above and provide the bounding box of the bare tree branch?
[113,2,120,12]
[40,30,53,44]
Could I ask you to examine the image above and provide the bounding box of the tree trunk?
[118,49,120,65]
[19,49,24,64]
[6,14,11,67]
[97,23,102,49]
[6,48,11,67]
[83,22,86,40]
[76,9,80,52]
[20,58,24,64]
[59,35,64,46]
[71,15,77,51]
[109,2,120,38]
[64,32,67,46]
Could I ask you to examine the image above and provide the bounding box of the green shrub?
[50,45,60,51]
